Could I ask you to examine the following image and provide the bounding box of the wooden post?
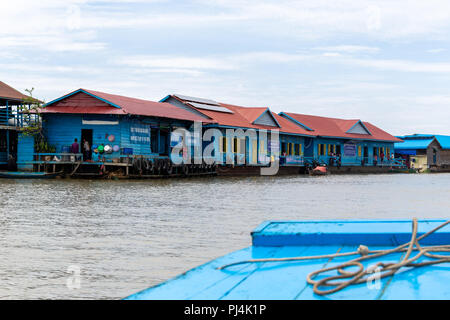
[6,100,9,162]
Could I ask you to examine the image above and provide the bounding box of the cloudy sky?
[1,0,450,135]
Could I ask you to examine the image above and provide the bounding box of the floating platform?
[125,220,450,300]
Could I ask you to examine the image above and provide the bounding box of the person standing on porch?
[71,138,80,161]
[83,139,91,161]
[71,138,79,154]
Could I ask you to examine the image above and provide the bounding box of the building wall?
[279,134,305,166]
[427,140,450,167]
[410,155,427,171]
[253,111,279,127]
[42,113,176,162]
[206,127,307,166]
[17,133,34,171]
[314,138,395,166]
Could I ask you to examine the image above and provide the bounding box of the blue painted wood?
[252,220,450,246]
[125,220,450,300]
[17,133,34,171]
[43,114,156,161]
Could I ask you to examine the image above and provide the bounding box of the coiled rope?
[218,219,450,296]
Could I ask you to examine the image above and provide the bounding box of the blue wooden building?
[395,134,450,172]
[162,94,405,174]
[279,112,404,171]
[24,88,214,177]
[161,94,315,174]
[10,87,406,177]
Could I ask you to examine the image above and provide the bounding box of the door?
[159,128,169,155]
[81,129,93,160]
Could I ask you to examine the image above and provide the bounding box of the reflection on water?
[0,173,449,299]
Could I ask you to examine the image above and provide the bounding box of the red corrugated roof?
[0,81,31,101]
[41,89,213,123]
[170,95,315,136]
[282,112,402,142]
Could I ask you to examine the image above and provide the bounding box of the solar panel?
[174,94,220,106]
[188,102,234,114]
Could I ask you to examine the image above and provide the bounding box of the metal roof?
[281,112,403,142]
[394,139,433,150]
[434,135,450,149]
[42,89,213,123]
[0,81,32,103]
[166,95,316,136]
[395,134,450,150]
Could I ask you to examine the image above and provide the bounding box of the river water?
[0,173,449,299]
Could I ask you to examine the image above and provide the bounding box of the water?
[0,173,449,299]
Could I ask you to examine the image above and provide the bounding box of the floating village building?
[394,134,450,172]
[1,82,406,177]
[163,94,403,174]
[0,81,39,170]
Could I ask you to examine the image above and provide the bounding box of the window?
[358,146,362,157]
[281,142,287,155]
[240,138,246,154]
[260,140,266,154]
[294,144,300,156]
[221,137,227,153]
[319,144,327,156]
[233,137,238,153]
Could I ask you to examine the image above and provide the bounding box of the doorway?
[81,129,93,161]
[363,146,368,163]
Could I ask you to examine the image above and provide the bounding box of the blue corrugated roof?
[125,220,450,300]
[397,134,435,139]
[395,134,450,150]
[394,138,433,150]
[435,135,450,149]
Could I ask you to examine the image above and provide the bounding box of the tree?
[20,88,56,153]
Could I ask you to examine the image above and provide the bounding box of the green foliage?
[20,88,55,153]
[35,139,56,153]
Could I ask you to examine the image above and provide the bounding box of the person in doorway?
[83,138,91,161]
[374,154,378,166]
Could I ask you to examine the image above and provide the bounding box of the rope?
[218,219,450,296]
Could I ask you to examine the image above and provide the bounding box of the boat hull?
[0,171,62,179]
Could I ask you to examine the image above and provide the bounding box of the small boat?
[125,219,450,300]
[0,171,63,179]
[309,165,328,175]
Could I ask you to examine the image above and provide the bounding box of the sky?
[1,0,450,135]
